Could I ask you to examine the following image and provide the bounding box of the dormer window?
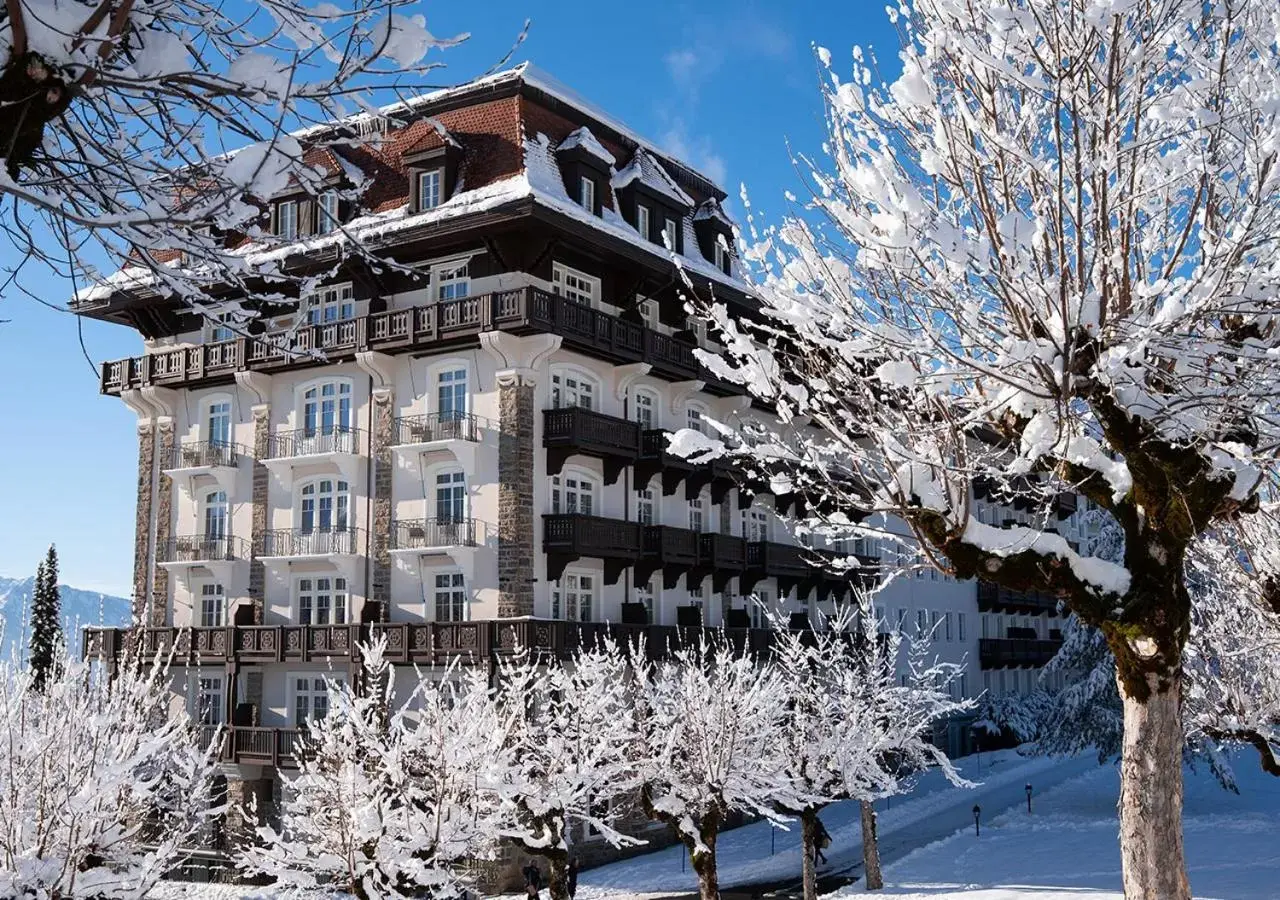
[662,217,678,251]
[275,199,298,240]
[317,192,340,234]
[579,176,596,214]
[714,237,730,274]
[417,169,443,211]
[432,258,470,301]
[636,204,651,241]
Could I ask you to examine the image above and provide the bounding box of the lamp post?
[1025,782,1033,814]
[972,804,981,837]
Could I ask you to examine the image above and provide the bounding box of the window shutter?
[299,200,314,236]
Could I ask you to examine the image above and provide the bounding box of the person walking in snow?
[813,816,831,866]
[522,860,543,899]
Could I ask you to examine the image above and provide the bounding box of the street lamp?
[972,804,981,837]
[1025,782,1033,814]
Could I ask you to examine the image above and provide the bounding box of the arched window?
[550,369,598,411]
[552,472,596,515]
[301,380,352,437]
[203,489,228,539]
[300,478,350,533]
[434,469,467,522]
[633,388,658,430]
[436,366,468,420]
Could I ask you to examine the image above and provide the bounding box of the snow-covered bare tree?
[633,637,801,900]
[244,640,514,900]
[771,602,972,899]
[492,638,643,900]
[0,649,222,899]
[0,1,522,316]
[696,2,1280,895]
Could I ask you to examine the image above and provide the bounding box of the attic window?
[579,176,596,214]
[275,199,298,240]
[636,204,651,241]
[714,236,730,274]
[662,217,678,251]
[417,169,443,211]
[317,192,339,234]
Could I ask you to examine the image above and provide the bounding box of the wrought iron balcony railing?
[256,527,361,558]
[390,518,480,550]
[265,427,362,460]
[157,534,248,563]
[392,412,484,446]
[169,440,240,469]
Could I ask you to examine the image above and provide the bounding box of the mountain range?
[0,575,131,659]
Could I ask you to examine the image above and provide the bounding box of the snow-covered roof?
[694,198,735,230]
[557,126,616,167]
[612,148,695,208]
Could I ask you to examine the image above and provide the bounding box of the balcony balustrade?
[256,527,361,559]
[392,412,484,446]
[157,534,248,565]
[543,407,639,485]
[228,726,307,768]
[636,429,696,498]
[637,525,701,589]
[168,440,240,470]
[265,427,362,460]
[698,533,747,591]
[978,637,1063,669]
[543,513,642,585]
[976,580,1060,615]
[390,518,480,551]
[100,287,743,399]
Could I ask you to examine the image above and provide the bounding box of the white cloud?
[665,48,700,87]
[661,121,728,189]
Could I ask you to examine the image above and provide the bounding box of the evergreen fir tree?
[29,545,63,692]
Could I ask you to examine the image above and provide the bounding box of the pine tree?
[29,545,62,692]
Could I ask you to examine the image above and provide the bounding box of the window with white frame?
[713,235,730,273]
[417,169,443,211]
[749,589,770,629]
[686,403,707,435]
[552,262,600,307]
[579,175,596,212]
[194,675,224,725]
[435,469,467,522]
[432,258,470,301]
[208,311,235,342]
[685,316,708,347]
[662,217,678,250]
[300,478,350,533]
[638,298,658,330]
[275,199,298,240]
[636,482,657,525]
[551,572,594,622]
[688,494,705,533]
[317,192,340,233]
[433,571,467,622]
[206,399,232,448]
[552,473,596,515]
[633,389,657,429]
[742,508,769,542]
[437,368,467,420]
[301,380,352,437]
[296,576,348,625]
[636,576,657,622]
[636,204,651,240]
[203,490,228,539]
[292,674,344,726]
[550,370,597,410]
[199,582,225,627]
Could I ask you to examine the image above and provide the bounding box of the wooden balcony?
[637,525,701,589]
[744,540,817,596]
[543,407,640,485]
[978,637,1063,669]
[976,580,1060,615]
[84,624,363,664]
[636,429,696,498]
[99,287,743,399]
[227,726,307,768]
[698,533,747,591]
[543,514,642,584]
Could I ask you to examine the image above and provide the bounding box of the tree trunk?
[860,799,883,890]
[546,852,570,900]
[800,809,818,900]
[1117,668,1191,900]
[688,820,721,900]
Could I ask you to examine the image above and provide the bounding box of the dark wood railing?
[100,287,741,398]
[157,535,249,563]
[256,528,361,557]
[976,580,1059,615]
[543,407,640,455]
[746,541,812,578]
[168,440,240,469]
[978,637,1063,669]
[392,412,484,445]
[265,427,361,459]
[390,518,480,549]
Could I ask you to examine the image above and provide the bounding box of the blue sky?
[0,1,899,597]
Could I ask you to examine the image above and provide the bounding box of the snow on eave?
[557,126,616,167]
[694,198,735,230]
[611,149,696,208]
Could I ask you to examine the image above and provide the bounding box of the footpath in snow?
[825,751,1280,900]
[578,748,1097,898]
